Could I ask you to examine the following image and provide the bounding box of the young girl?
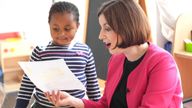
[15,1,101,108]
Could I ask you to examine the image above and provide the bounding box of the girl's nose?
[60,31,65,36]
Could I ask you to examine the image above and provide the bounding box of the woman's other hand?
[44,90,84,108]
[45,90,71,107]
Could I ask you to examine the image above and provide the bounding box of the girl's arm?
[15,46,40,108]
[85,48,101,101]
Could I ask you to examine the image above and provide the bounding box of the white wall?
[0,0,52,45]
[146,0,192,48]
[0,0,88,46]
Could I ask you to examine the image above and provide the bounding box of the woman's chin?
[109,48,121,55]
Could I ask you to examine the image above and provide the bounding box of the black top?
[110,54,145,108]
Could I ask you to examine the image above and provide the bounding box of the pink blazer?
[83,43,183,108]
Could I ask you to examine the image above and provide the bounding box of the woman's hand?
[44,90,84,108]
[45,90,72,107]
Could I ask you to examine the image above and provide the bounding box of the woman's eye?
[105,27,112,32]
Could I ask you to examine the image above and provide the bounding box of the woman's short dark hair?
[98,0,151,48]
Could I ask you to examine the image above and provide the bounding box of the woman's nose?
[98,31,104,40]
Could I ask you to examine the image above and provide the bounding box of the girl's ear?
[77,22,80,29]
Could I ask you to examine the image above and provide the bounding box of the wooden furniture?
[0,41,33,92]
[172,11,192,100]
[2,56,29,92]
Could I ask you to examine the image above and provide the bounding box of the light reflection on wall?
[146,0,192,47]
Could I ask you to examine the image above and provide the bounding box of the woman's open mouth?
[105,43,111,48]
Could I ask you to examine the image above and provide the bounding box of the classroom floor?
[2,91,34,108]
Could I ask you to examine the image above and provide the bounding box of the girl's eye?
[53,28,60,32]
[64,28,72,31]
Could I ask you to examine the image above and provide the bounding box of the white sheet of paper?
[18,59,86,92]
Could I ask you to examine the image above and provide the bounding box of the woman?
[45,0,183,107]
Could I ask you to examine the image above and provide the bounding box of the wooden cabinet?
[2,56,30,92]
[0,41,33,92]
[172,11,192,100]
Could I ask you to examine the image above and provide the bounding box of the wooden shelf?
[3,68,22,73]
[4,81,21,93]
[174,51,192,59]
[172,11,192,100]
